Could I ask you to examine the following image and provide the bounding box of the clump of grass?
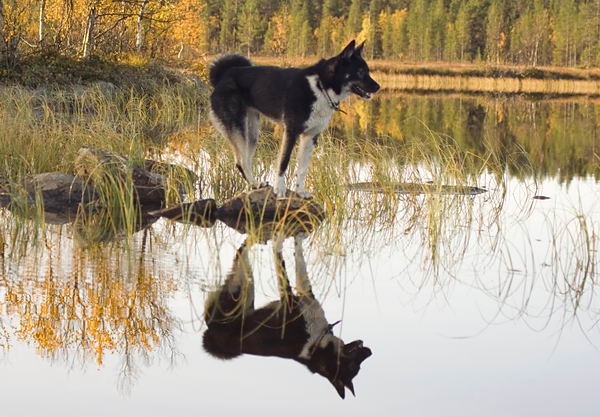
[0,83,204,176]
[0,80,522,270]
[0,82,206,249]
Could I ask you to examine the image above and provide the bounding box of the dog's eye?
[357,69,365,78]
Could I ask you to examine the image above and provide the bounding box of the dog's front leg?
[294,135,317,199]
[274,128,299,198]
[293,234,315,298]
[272,235,293,308]
[227,240,255,311]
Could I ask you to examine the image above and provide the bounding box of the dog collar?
[317,79,347,115]
[306,319,343,357]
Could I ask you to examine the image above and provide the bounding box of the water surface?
[1,93,599,416]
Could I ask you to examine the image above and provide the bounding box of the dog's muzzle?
[351,78,380,100]
[351,85,372,99]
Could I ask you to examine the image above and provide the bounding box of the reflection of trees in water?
[333,94,600,182]
[0,231,178,381]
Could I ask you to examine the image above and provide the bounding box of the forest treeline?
[1,0,600,68]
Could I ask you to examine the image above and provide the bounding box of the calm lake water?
[1,93,599,416]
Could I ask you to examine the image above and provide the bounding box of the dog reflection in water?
[202,234,371,399]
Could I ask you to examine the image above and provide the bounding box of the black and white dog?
[209,40,380,198]
[203,234,372,399]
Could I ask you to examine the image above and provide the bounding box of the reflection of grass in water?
[546,206,598,317]
[472,202,600,341]
[305,124,524,270]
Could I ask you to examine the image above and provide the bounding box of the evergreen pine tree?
[346,0,363,41]
[485,0,504,64]
[219,0,238,52]
[430,0,446,60]
[317,0,333,56]
[366,0,381,58]
[239,0,262,56]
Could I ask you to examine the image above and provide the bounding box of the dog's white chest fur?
[298,298,338,359]
[303,75,339,137]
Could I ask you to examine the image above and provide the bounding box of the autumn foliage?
[1,1,600,69]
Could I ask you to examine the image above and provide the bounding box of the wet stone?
[74,146,174,208]
[22,172,98,213]
[216,186,325,239]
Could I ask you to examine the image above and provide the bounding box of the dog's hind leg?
[229,126,256,185]
[210,89,257,186]
[294,134,317,199]
[274,128,299,198]
[241,108,265,188]
[209,106,246,176]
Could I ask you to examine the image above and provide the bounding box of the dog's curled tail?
[209,54,252,87]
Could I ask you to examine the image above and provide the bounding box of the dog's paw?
[251,182,270,190]
[274,185,288,198]
[295,189,313,200]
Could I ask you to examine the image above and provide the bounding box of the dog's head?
[328,40,380,100]
[306,336,372,399]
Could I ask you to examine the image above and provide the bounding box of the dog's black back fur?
[210,60,314,130]
[209,54,252,86]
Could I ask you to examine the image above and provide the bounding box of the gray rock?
[217,186,325,239]
[74,146,168,208]
[23,172,97,213]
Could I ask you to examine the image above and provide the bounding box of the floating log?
[216,186,325,239]
[345,182,487,196]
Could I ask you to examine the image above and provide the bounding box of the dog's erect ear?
[338,40,356,60]
[330,378,346,399]
[346,380,356,397]
[354,41,365,57]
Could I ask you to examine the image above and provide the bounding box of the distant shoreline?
[253,56,600,81]
[2,54,599,96]
[253,57,600,96]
